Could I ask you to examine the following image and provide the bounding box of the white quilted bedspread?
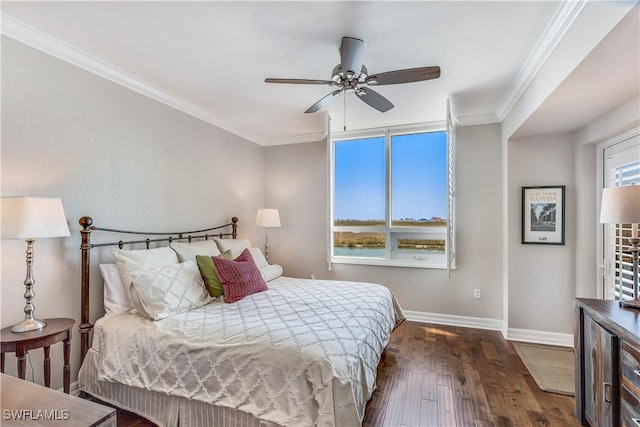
[93,276,398,426]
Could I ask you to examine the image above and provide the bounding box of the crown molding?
[2,2,589,146]
[495,0,589,122]
[455,113,501,127]
[264,132,328,146]
[1,13,268,146]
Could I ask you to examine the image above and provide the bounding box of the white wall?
[263,140,327,273]
[506,135,576,333]
[573,141,598,298]
[265,123,504,322]
[575,96,640,147]
[1,37,265,389]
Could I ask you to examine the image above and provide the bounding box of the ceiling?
[513,3,640,139]
[1,1,638,146]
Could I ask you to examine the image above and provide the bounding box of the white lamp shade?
[255,208,281,227]
[600,185,640,224]
[1,196,71,239]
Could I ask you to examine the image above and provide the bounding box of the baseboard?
[404,310,574,348]
[506,327,574,348]
[404,310,504,331]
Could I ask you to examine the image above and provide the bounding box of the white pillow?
[260,264,283,282]
[130,261,212,321]
[245,247,281,281]
[170,240,221,263]
[100,263,130,314]
[111,246,179,309]
[214,238,251,257]
[248,247,269,269]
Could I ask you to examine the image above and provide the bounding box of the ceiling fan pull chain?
[344,93,347,131]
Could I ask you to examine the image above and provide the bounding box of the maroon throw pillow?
[212,248,268,303]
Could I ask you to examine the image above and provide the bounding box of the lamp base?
[620,298,640,310]
[11,318,47,333]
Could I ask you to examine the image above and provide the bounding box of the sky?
[334,131,447,221]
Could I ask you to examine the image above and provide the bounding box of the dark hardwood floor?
[114,321,579,427]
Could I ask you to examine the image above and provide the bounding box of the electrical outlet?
[474,289,481,299]
[310,273,316,280]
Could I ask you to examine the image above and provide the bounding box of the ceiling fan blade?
[265,78,334,85]
[305,90,342,114]
[356,88,394,112]
[369,66,441,85]
[340,37,364,79]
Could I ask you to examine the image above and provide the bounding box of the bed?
[77,216,404,427]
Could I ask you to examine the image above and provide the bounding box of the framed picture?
[522,185,565,245]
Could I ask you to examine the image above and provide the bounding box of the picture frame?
[522,185,565,245]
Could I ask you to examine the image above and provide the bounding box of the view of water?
[333,247,444,258]
[334,247,385,257]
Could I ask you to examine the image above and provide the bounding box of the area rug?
[513,342,575,396]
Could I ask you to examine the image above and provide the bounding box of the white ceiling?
[1,1,638,146]
[513,3,640,139]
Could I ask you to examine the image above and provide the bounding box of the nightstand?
[1,373,116,426]
[1,318,75,393]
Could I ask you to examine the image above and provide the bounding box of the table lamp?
[1,197,70,332]
[255,208,280,261]
[600,184,640,309]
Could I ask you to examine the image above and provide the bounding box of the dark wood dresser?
[574,298,640,426]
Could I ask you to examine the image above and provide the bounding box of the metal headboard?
[78,216,238,362]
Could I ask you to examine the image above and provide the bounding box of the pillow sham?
[248,247,269,269]
[196,249,233,297]
[211,248,268,303]
[260,264,284,282]
[100,263,130,314]
[170,240,221,263]
[213,238,251,257]
[112,246,179,309]
[246,247,282,281]
[130,260,212,320]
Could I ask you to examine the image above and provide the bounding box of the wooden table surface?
[1,318,75,393]
[1,373,116,426]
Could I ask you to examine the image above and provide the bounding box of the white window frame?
[329,121,454,269]
[597,130,640,299]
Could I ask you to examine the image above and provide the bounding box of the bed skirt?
[78,348,280,427]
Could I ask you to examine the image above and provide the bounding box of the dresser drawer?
[621,385,640,427]
[622,342,640,396]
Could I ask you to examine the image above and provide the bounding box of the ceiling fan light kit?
[265,36,441,114]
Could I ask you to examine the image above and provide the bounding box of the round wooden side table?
[1,318,75,393]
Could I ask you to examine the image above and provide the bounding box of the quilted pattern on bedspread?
[94,277,396,427]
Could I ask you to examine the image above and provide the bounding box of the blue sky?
[334,131,447,220]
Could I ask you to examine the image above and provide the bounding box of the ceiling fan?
[265,36,441,114]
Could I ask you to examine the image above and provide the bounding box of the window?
[329,122,454,268]
[602,133,640,300]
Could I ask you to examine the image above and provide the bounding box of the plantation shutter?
[446,99,457,277]
[603,134,640,300]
